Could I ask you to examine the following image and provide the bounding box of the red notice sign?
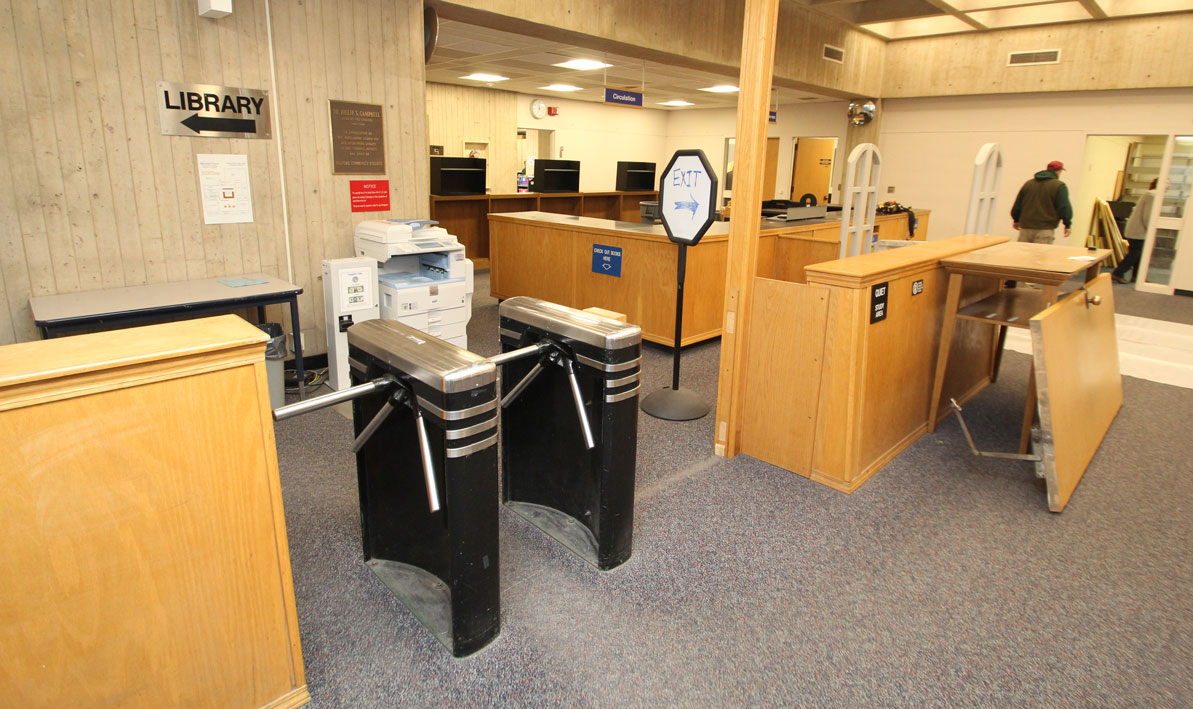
[350,180,390,212]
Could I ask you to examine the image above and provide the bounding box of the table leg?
[928,273,964,433]
[991,324,1008,384]
[256,305,266,323]
[289,296,305,400]
[1019,360,1037,454]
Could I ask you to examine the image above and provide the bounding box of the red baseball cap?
[1047,160,1065,172]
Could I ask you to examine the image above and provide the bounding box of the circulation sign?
[157,81,271,139]
[604,87,643,108]
[658,149,718,245]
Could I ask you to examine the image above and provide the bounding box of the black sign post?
[641,149,718,421]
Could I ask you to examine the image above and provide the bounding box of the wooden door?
[763,137,780,200]
[791,137,835,203]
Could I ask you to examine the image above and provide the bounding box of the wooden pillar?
[713,0,780,458]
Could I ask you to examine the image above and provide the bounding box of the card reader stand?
[496,297,642,570]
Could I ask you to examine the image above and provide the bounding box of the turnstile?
[497,297,642,570]
[347,319,500,657]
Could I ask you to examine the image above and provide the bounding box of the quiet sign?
[870,281,889,323]
[157,81,271,139]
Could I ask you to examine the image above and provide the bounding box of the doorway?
[517,128,554,190]
[1077,134,1193,293]
[791,137,836,204]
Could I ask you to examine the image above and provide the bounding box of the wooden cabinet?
[0,315,307,708]
[430,191,658,268]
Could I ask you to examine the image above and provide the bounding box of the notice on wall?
[351,180,390,212]
[197,153,253,224]
[330,100,385,174]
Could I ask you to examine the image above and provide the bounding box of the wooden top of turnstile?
[805,234,1008,288]
[940,242,1112,284]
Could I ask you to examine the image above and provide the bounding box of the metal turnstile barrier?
[277,318,500,657]
[497,297,642,570]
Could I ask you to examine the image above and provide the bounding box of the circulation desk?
[488,209,930,347]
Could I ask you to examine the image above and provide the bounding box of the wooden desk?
[488,210,930,347]
[738,234,1007,492]
[431,191,659,269]
[927,242,1112,453]
[28,273,306,397]
[0,315,308,707]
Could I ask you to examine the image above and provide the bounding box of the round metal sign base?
[640,387,710,421]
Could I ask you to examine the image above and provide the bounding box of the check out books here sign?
[592,244,623,277]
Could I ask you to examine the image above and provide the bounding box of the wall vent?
[1007,49,1061,66]
[823,44,845,64]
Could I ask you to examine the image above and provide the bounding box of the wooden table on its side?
[927,242,1112,453]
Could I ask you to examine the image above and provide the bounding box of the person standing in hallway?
[1113,178,1157,284]
[1011,160,1073,244]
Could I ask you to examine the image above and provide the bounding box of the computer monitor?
[615,161,656,192]
[429,156,486,196]
[531,159,580,193]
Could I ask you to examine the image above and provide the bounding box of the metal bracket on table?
[950,398,1042,463]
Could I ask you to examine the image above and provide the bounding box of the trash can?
[347,319,500,657]
[256,322,286,409]
[498,296,642,570]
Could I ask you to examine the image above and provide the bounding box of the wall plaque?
[329,100,385,174]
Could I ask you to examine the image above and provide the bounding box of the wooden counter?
[488,210,930,347]
[431,191,658,268]
[0,315,308,707]
[738,234,1007,493]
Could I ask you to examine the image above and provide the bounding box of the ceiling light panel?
[699,85,739,93]
[460,73,510,82]
[553,58,612,70]
[1093,0,1193,14]
[969,2,1092,27]
[658,100,695,106]
[541,84,584,92]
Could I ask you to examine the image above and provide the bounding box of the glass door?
[1137,135,1193,293]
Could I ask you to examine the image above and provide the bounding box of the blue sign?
[768,110,777,123]
[604,88,643,108]
[591,244,623,277]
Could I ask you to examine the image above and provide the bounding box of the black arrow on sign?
[180,113,257,134]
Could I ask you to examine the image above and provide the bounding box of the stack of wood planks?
[1086,198,1129,266]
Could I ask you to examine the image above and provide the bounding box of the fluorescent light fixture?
[540,84,584,92]
[658,100,695,106]
[460,73,509,82]
[699,85,739,93]
[553,59,612,71]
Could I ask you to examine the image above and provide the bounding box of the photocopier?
[353,219,474,349]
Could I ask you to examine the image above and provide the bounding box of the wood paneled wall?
[884,13,1193,98]
[0,0,428,352]
[425,83,519,194]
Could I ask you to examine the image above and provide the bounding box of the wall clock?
[530,99,547,120]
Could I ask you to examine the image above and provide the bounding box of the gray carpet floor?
[274,271,1193,707]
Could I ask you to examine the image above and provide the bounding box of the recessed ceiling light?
[553,59,612,71]
[541,84,584,92]
[699,85,739,93]
[460,73,509,82]
[658,100,695,106]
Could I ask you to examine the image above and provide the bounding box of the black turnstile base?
[505,501,631,571]
[640,386,710,421]
[365,559,498,657]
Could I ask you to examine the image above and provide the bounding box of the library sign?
[157,81,271,139]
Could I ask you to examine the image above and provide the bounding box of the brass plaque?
[329,100,385,174]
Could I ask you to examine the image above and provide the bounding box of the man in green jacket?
[1010,160,1073,244]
